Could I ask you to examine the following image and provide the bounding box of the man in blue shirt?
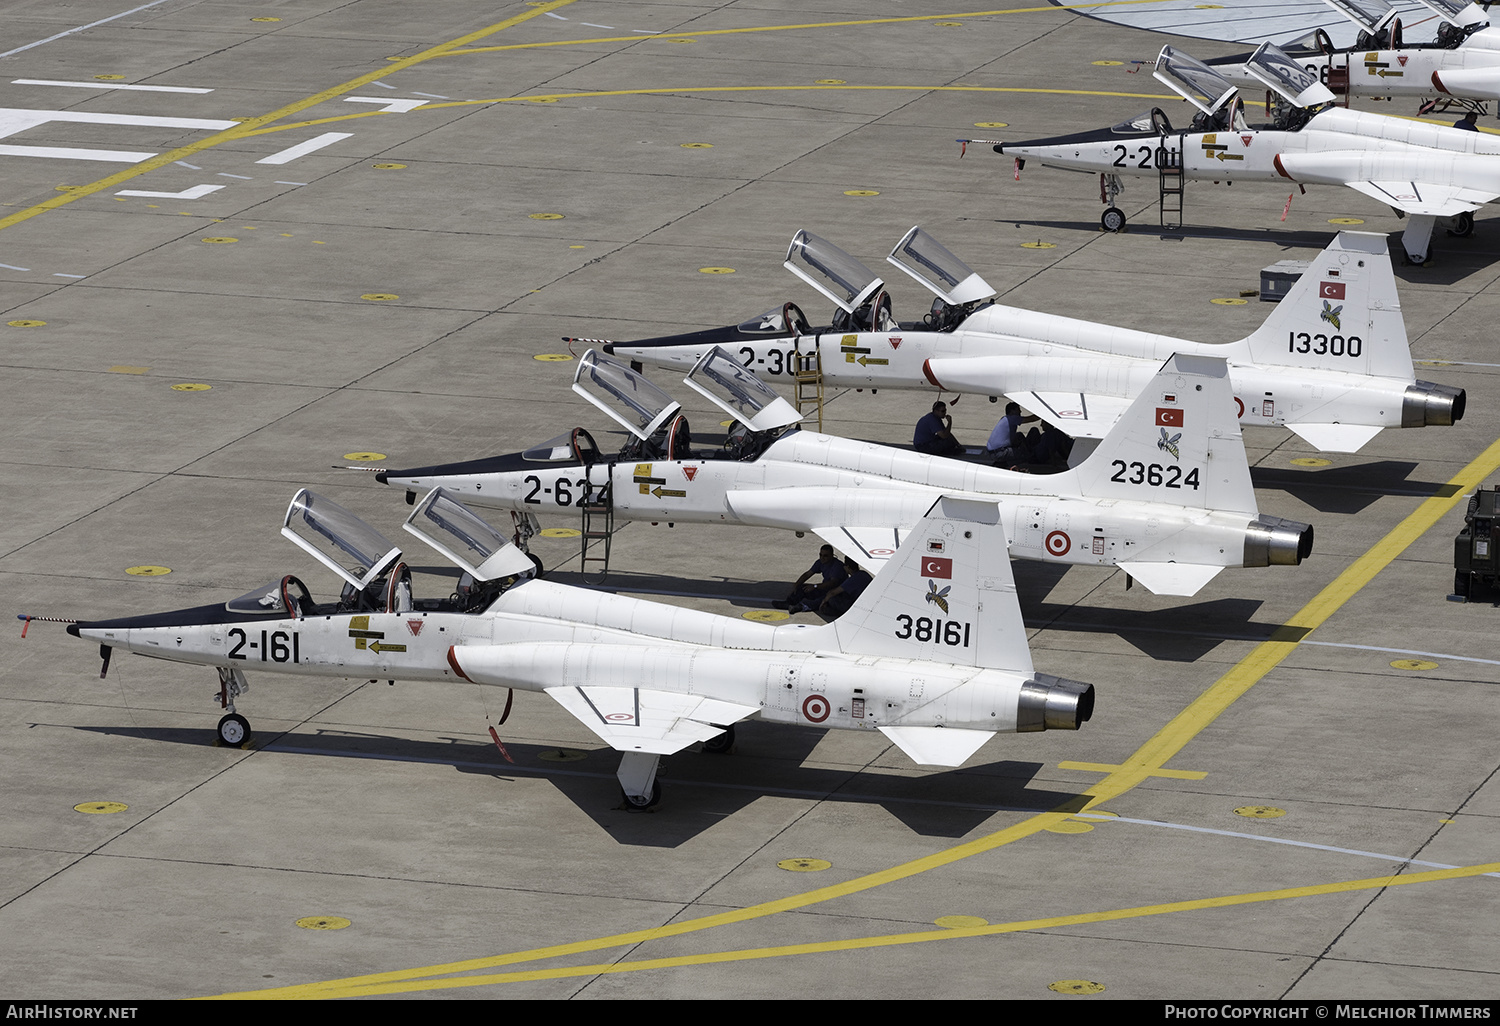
[774,544,849,611]
[818,558,873,620]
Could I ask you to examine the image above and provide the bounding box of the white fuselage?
[386,429,1265,571]
[1216,37,1500,101]
[75,579,1030,734]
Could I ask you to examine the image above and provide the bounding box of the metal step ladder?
[793,346,824,431]
[1157,143,1184,230]
[579,475,614,581]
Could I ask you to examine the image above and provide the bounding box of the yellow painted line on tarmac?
[217,860,1500,998]
[213,435,1500,1001]
[0,0,578,235]
[445,1,1173,55]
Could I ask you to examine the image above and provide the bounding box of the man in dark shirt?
[775,544,848,611]
[914,401,964,455]
[818,558,874,620]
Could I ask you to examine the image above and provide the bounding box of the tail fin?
[823,496,1033,675]
[1235,231,1414,381]
[1070,353,1257,515]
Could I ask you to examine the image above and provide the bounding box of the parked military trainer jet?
[602,227,1462,455]
[42,489,1094,808]
[985,41,1500,263]
[378,349,1312,598]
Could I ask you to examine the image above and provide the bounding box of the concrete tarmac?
[0,0,1496,1002]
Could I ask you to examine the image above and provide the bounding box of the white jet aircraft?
[378,348,1313,598]
[46,489,1094,809]
[599,227,1463,455]
[981,41,1500,262]
[1206,0,1500,110]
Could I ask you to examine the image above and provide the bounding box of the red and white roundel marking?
[1045,530,1071,557]
[867,547,895,556]
[801,695,830,723]
[605,712,635,722]
[1234,396,1245,419]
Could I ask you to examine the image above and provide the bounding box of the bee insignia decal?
[1320,300,1342,330]
[925,579,951,613]
[1157,427,1182,461]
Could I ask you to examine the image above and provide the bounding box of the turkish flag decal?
[1156,407,1184,427]
[1320,281,1346,300]
[922,557,953,579]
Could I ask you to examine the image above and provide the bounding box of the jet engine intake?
[1243,515,1314,567]
[1016,673,1095,732]
[1402,381,1465,428]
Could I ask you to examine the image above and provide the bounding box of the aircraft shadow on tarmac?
[1250,459,1460,514]
[75,723,1086,845]
[987,218,1342,250]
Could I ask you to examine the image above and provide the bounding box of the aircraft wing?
[545,686,759,755]
[1005,390,1135,440]
[1342,180,1497,217]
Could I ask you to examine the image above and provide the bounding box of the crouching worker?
[817,558,873,620]
[774,544,847,612]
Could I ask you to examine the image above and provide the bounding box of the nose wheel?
[217,712,252,747]
[1101,207,1127,233]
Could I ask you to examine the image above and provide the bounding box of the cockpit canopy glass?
[1323,0,1397,33]
[1246,41,1338,107]
[682,346,803,432]
[402,488,539,582]
[1154,46,1240,115]
[885,227,997,306]
[783,229,884,314]
[571,349,681,440]
[736,307,796,335]
[280,488,402,590]
[225,579,292,616]
[521,432,578,462]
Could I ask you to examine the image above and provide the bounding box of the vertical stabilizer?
[1235,231,1414,382]
[825,496,1032,675]
[1070,354,1257,515]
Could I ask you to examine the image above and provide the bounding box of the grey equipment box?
[1260,260,1310,302]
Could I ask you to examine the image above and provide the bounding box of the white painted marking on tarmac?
[582,23,615,29]
[343,97,428,114]
[411,92,448,99]
[53,273,85,278]
[216,172,251,179]
[0,263,30,271]
[254,132,351,165]
[116,184,224,199]
[371,80,396,90]
[0,109,237,164]
[0,144,156,162]
[1303,641,1500,667]
[12,80,214,94]
[273,181,307,186]
[632,30,660,34]
[1076,812,1500,878]
[0,0,175,58]
[545,10,567,18]
[175,161,201,169]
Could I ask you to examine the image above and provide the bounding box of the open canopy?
[572,349,681,440]
[1154,45,1240,114]
[885,227,996,306]
[682,346,803,432]
[783,229,884,314]
[280,489,402,590]
[1245,41,1339,107]
[402,488,539,582]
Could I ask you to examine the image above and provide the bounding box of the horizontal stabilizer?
[1286,422,1384,453]
[1343,180,1492,218]
[545,685,759,755]
[810,525,907,567]
[1115,561,1224,597]
[879,725,995,767]
[1005,390,1134,439]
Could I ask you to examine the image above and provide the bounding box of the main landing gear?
[215,666,252,747]
[617,751,662,811]
[1101,207,1127,233]
[1099,173,1127,233]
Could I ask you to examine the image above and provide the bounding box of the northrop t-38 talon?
[379,347,1313,598]
[599,227,1462,455]
[48,489,1094,809]
[984,41,1500,263]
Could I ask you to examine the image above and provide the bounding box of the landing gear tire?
[703,725,735,754]
[620,781,662,811]
[527,552,544,578]
[217,713,251,747]
[1404,252,1430,266]
[1100,207,1127,233]
[1448,211,1474,238]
